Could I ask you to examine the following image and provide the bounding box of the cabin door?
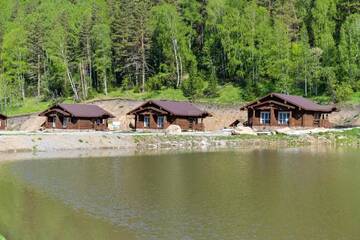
[314,113,321,127]
[49,116,56,128]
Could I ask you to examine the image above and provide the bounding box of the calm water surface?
[1,148,360,240]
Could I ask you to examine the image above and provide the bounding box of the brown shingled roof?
[128,100,211,117]
[40,104,115,118]
[272,93,336,112]
[241,93,337,112]
[0,113,7,119]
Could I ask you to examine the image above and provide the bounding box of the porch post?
[251,108,255,126]
[289,111,293,127]
[270,107,276,126]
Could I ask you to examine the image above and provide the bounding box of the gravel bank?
[0,128,358,162]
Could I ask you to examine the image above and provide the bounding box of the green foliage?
[0,0,360,114]
[0,233,6,240]
[212,84,243,104]
[203,70,219,98]
[348,91,360,104]
[335,82,354,102]
[181,72,204,100]
[5,97,52,116]
[146,64,172,91]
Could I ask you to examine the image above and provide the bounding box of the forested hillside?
[0,0,360,111]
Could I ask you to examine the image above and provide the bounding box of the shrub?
[335,83,353,102]
[181,73,204,100]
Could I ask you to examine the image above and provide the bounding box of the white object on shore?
[165,125,182,135]
[231,126,257,136]
[110,121,121,131]
[275,127,357,136]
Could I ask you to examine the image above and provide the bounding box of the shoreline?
[0,128,359,161]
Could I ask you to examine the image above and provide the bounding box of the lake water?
[1,148,360,240]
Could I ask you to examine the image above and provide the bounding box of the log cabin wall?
[242,93,337,129]
[135,114,171,129]
[249,109,332,128]
[44,115,108,131]
[129,100,210,131]
[135,114,204,131]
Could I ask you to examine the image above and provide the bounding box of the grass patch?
[199,84,244,105]
[92,85,244,105]
[347,91,360,104]
[5,98,51,116]
[92,88,187,102]
[316,128,360,146]
[4,97,74,117]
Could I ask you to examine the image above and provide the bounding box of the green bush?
[216,84,243,104]
[203,72,219,98]
[335,83,353,102]
[181,73,204,100]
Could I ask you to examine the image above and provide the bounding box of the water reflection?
[1,148,360,239]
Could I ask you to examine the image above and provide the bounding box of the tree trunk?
[304,58,308,97]
[179,53,183,84]
[104,72,108,96]
[79,62,86,99]
[62,49,80,101]
[86,36,92,95]
[172,38,180,88]
[37,54,41,98]
[141,31,146,93]
[82,61,88,99]
[21,75,25,101]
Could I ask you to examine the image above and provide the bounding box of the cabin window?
[144,116,150,128]
[71,118,77,124]
[157,116,164,129]
[50,117,56,128]
[314,113,320,120]
[189,118,198,124]
[260,112,270,125]
[278,112,290,125]
[62,117,69,128]
[96,119,102,125]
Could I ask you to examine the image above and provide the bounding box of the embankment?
[0,129,359,160]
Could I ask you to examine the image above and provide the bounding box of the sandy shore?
[0,128,358,162]
[0,131,139,154]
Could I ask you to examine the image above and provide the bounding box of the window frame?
[278,111,290,125]
[143,115,150,128]
[157,115,165,129]
[62,117,69,128]
[260,112,270,125]
[50,116,56,128]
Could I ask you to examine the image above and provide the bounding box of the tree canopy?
[0,0,359,109]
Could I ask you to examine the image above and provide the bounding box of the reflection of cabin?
[39,104,115,131]
[0,114,7,130]
[240,93,337,129]
[127,100,211,131]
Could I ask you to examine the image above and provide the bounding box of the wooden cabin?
[240,93,337,129]
[39,104,115,131]
[0,114,7,130]
[127,100,211,131]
